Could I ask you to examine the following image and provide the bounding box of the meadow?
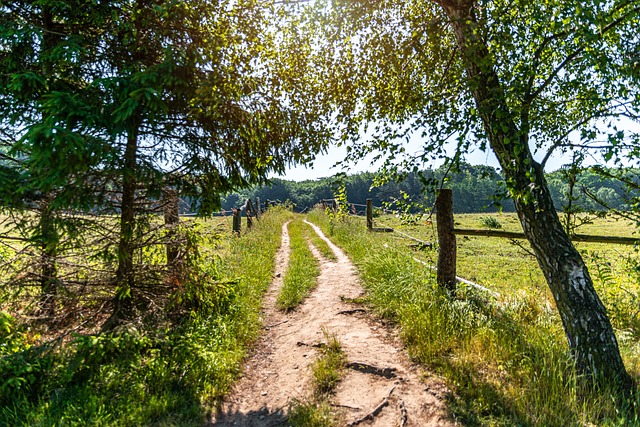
[2,206,639,426]
[0,208,294,426]
[308,208,640,426]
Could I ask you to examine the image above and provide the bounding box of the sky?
[274,135,567,182]
[275,119,640,182]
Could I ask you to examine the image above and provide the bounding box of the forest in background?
[222,162,637,214]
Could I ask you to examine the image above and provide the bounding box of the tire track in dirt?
[212,220,455,426]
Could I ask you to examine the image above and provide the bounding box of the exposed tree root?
[347,385,396,426]
[338,308,367,315]
[296,341,326,348]
[346,361,397,379]
[265,320,288,329]
[399,399,408,427]
[331,403,362,411]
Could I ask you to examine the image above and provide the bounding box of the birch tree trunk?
[439,0,631,389]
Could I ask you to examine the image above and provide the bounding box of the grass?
[0,207,294,426]
[371,211,638,298]
[307,208,640,426]
[287,399,335,427]
[302,221,338,261]
[276,218,321,311]
[287,328,345,427]
[312,328,346,396]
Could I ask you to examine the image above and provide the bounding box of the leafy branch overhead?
[0,0,330,214]
[297,0,640,171]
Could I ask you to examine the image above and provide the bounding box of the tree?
[298,0,640,389]
[1,0,329,325]
[0,1,106,318]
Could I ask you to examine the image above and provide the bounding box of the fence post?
[246,199,254,229]
[255,197,261,220]
[366,199,373,230]
[232,208,241,235]
[163,188,180,267]
[436,189,456,291]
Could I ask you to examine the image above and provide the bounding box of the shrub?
[480,216,503,229]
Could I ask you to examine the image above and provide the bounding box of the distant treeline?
[222,163,636,214]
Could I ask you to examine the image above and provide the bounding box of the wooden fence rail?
[452,228,639,245]
[363,192,639,290]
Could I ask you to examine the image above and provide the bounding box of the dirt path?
[212,220,454,426]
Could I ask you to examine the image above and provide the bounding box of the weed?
[312,328,346,396]
[277,218,320,310]
[480,216,503,229]
[287,399,335,427]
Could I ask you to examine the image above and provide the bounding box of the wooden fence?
[365,190,639,289]
[232,198,264,235]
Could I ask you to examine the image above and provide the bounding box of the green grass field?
[3,206,640,426]
[308,208,640,426]
[371,211,638,296]
[0,208,294,426]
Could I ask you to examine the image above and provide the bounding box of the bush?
[480,216,503,229]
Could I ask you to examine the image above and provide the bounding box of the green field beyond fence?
[308,208,640,426]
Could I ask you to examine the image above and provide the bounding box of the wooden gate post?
[436,189,456,291]
[246,199,254,229]
[232,208,241,235]
[366,199,373,230]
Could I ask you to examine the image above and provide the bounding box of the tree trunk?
[37,7,58,320]
[440,0,631,389]
[111,128,139,324]
[163,187,181,280]
[38,202,58,319]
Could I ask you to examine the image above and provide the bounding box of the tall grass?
[277,218,321,311]
[306,209,640,426]
[0,207,293,426]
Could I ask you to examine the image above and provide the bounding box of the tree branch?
[528,3,640,105]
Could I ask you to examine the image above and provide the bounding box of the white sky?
[275,136,570,182]
[275,118,640,182]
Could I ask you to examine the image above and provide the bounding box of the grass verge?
[307,208,640,426]
[303,221,338,261]
[288,328,345,427]
[276,218,321,311]
[0,207,293,426]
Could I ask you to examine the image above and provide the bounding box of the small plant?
[312,328,346,396]
[480,216,502,229]
[287,399,334,427]
[385,191,425,226]
[326,179,350,235]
